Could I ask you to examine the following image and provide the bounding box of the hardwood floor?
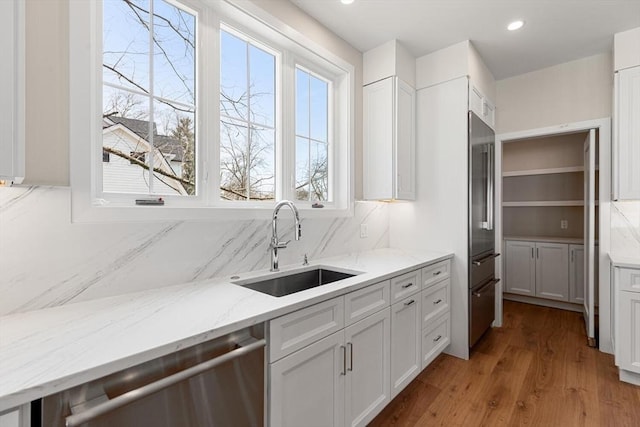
[371,300,640,427]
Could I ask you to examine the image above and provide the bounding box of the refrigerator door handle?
[486,143,494,231]
[472,252,501,266]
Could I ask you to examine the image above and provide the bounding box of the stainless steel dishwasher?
[36,325,265,427]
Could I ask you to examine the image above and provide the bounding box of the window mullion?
[148,0,155,195]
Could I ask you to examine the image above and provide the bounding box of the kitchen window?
[70,0,354,221]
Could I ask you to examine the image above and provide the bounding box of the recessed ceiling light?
[341,0,355,4]
[507,20,525,31]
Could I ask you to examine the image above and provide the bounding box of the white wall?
[495,53,612,134]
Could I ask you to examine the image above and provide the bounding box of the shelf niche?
[502,131,597,240]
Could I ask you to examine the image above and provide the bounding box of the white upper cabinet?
[0,0,25,184]
[363,40,416,201]
[363,76,416,200]
[614,66,640,200]
[469,83,495,130]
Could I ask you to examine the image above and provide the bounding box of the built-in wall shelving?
[502,166,584,177]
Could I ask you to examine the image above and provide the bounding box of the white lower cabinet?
[505,240,569,302]
[390,295,421,398]
[344,308,391,427]
[569,244,585,304]
[270,331,346,427]
[0,405,29,427]
[614,266,640,384]
[269,260,452,426]
[270,305,391,427]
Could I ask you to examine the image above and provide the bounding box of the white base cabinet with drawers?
[269,259,451,427]
[614,266,640,386]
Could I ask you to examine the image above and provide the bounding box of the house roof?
[104,116,184,162]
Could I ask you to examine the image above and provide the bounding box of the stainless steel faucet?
[270,200,302,271]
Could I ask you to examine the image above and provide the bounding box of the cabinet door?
[395,78,415,200]
[363,77,394,200]
[390,296,421,398]
[0,410,20,427]
[615,66,640,200]
[505,240,535,296]
[536,243,569,301]
[344,308,391,427]
[0,0,24,183]
[270,331,346,427]
[617,291,640,374]
[569,244,585,304]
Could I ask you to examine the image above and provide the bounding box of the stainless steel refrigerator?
[468,111,500,348]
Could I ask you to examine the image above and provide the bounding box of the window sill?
[71,198,354,223]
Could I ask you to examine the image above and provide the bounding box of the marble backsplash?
[611,200,640,258]
[0,186,389,316]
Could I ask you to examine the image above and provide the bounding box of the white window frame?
[70,0,354,222]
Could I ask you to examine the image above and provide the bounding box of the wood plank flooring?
[371,301,640,427]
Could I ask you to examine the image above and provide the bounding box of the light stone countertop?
[0,247,452,411]
[503,235,587,245]
[609,253,640,269]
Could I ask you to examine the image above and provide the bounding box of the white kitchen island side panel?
[0,186,390,315]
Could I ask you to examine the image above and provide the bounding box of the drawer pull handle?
[404,299,416,306]
[433,299,442,305]
[402,283,414,289]
[433,335,442,343]
[433,271,441,276]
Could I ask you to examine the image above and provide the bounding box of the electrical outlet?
[561,220,568,229]
[360,223,368,238]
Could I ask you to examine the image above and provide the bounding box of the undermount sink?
[234,267,358,297]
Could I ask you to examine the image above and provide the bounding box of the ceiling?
[289,0,640,80]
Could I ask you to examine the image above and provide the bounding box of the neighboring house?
[102,116,187,195]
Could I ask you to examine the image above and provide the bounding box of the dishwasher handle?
[65,338,266,427]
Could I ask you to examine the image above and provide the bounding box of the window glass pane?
[310,141,328,201]
[220,118,249,200]
[102,0,196,197]
[152,100,195,195]
[295,69,309,138]
[220,28,277,202]
[249,45,275,128]
[220,31,248,121]
[102,87,152,194]
[103,0,150,92]
[153,0,196,107]
[250,127,275,200]
[309,76,328,142]
[295,137,310,200]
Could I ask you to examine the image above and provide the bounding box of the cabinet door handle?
[402,282,413,289]
[433,299,442,305]
[340,345,346,375]
[347,342,353,372]
[571,249,574,263]
[433,335,442,343]
[404,299,416,306]
[531,247,534,258]
[536,247,539,259]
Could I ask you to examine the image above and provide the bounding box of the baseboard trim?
[503,293,583,313]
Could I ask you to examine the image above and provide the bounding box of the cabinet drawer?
[422,260,450,289]
[345,280,390,326]
[390,269,421,303]
[617,267,640,293]
[421,312,450,369]
[421,279,450,328]
[270,297,344,362]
